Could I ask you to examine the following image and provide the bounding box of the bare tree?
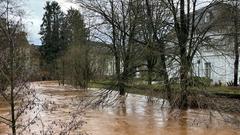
[162,0,218,108]
[0,0,41,134]
[77,0,145,96]
[143,0,173,100]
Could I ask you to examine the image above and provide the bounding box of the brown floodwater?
[0,81,239,135]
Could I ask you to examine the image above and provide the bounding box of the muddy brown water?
[0,81,239,135]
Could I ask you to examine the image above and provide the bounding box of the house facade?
[193,51,236,84]
[192,2,240,85]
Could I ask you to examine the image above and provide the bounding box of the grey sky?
[24,0,78,45]
[23,0,209,45]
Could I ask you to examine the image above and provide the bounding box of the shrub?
[189,76,213,87]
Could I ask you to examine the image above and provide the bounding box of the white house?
[192,2,240,85]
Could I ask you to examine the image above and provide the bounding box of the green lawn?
[89,80,240,97]
[206,86,240,97]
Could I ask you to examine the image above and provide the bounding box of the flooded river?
[0,81,239,135]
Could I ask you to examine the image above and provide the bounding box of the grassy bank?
[89,80,240,98]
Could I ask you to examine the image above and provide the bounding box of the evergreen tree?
[66,8,88,45]
[59,8,90,88]
[40,1,65,79]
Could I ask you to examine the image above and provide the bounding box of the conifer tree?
[40,1,65,79]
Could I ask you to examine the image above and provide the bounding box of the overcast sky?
[23,0,210,45]
[24,0,78,45]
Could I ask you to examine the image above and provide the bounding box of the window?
[205,62,211,78]
[204,12,211,23]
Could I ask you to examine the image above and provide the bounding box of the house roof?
[196,1,240,32]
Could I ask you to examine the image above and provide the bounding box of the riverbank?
[89,80,240,98]
[89,80,240,113]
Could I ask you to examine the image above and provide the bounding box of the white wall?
[193,51,239,84]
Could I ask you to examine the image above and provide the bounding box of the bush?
[189,76,213,87]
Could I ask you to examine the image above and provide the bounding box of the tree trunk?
[115,55,125,95]
[233,6,239,86]
[234,45,239,86]
[62,59,65,86]
[119,81,126,95]
[160,54,171,102]
[178,0,189,109]
[147,67,153,85]
[179,56,189,109]
[10,38,16,135]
